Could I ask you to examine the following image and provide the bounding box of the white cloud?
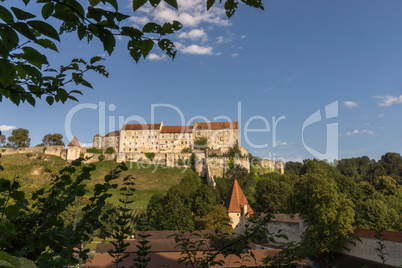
[377,113,385,118]
[81,143,93,148]
[216,36,232,44]
[343,101,358,108]
[346,130,359,135]
[0,125,16,132]
[133,0,229,28]
[346,129,374,136]
[216,52,222,56]
[362,129,374,135]
[147,53,167,61]
[374,95,402,107]
[178,29,207,41]
[275,140,288,146]
[129,16,150,25]
[231,53,238,58]
[179,44,212,55]
[241,35,247,39]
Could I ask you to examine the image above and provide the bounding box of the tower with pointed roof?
[67,136,81,161]
[225,180,253,234]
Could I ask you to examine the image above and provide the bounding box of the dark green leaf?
[158,38,176,59]
[128,39,141,63]
[89,0,101,7]
[162,20,182,34]
[26,94,35,106]
[11,22,37,41]
[121,26,143,39]
[77,24,86,40]
[133,0,147,11]
[143,22,162,34]
[41,2,54,19]
[104,0,118,10]
[224,0,238,18]
[149,0,161,7]
[141,39,154,58]
[46,96,54,105]
[5,204,19,218]
[0,5,14,24]
[0,24,19,49]
[36,38,58,52]
[90,55,103,64]
[10,7,36,20]
[99,29,115,55]
[67,0,85,17]
[207,0,216,10]
[23,0,30,5]
[115,12,129,22]
[164,0,178,9]
[0,60,16,87]
[240,0,264,10]
[21,46,49,68]
[57,88,68,102]
[52,10,79,22]
[27,20,60,41]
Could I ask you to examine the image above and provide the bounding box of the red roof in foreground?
[353,228,402,242]
[160,125,193,133]
[196,121,239,130]
[94,134,101,137]
[68,137,80,147]
[225,180,253,215]
[121,123,161,131]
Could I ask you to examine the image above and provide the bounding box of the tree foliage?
[0,0,264,106]
[7,128,30,148]
[42,133,64,146]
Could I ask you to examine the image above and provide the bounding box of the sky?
[1,0,402,163]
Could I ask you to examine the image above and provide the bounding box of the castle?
[93,121,241,155]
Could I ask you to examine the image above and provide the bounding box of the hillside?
[0,153,193,211]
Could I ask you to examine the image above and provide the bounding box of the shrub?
[43,146,47,153]
[86,147,103,154]
[181,147,191,153]
[194,137,208,150]
[145,152,155,161]
[26,152,33,157]
[105,147,115,154]
[98,154,105,161]
[177,157,185,166]
[80,152,85,159]
[1,149,6,153]
[208,152,218,157]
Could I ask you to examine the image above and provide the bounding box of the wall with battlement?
[1,146,66,158]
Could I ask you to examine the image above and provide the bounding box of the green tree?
[7,128,30,148]
[372,176,398,195]
[0,0,264,106]
[202,204,233,233]
[0,134,5,147]
[104,147,115,154]
[288,170,355,258]
[284,161,303,176]
[254,178,293,213]
[42,133,64,146]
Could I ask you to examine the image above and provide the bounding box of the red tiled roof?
[121,123,161,131]
[225,180,253,215]
[160,126,193,133]
[104,131,119,137]
[353,228,402,243]
[196,121,239,130]
[94,134,102,137]
[68,137,80,147]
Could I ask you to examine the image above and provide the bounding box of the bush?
[177,157,185,166]
[181,147,191,153]
[1,149,6,153]
[26,152,33,157]
[145,152,155,161]
[43,146,47,153]
[86,147,102,154]
[80,152,85,159]
[105,147,115,154]
[194,137,208,150]
[98,154,105,161]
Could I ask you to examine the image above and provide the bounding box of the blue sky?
[1,0,402,162]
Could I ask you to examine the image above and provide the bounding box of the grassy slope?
[0,153,192,211]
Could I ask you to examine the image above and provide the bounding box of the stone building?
[93,121,240,156]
